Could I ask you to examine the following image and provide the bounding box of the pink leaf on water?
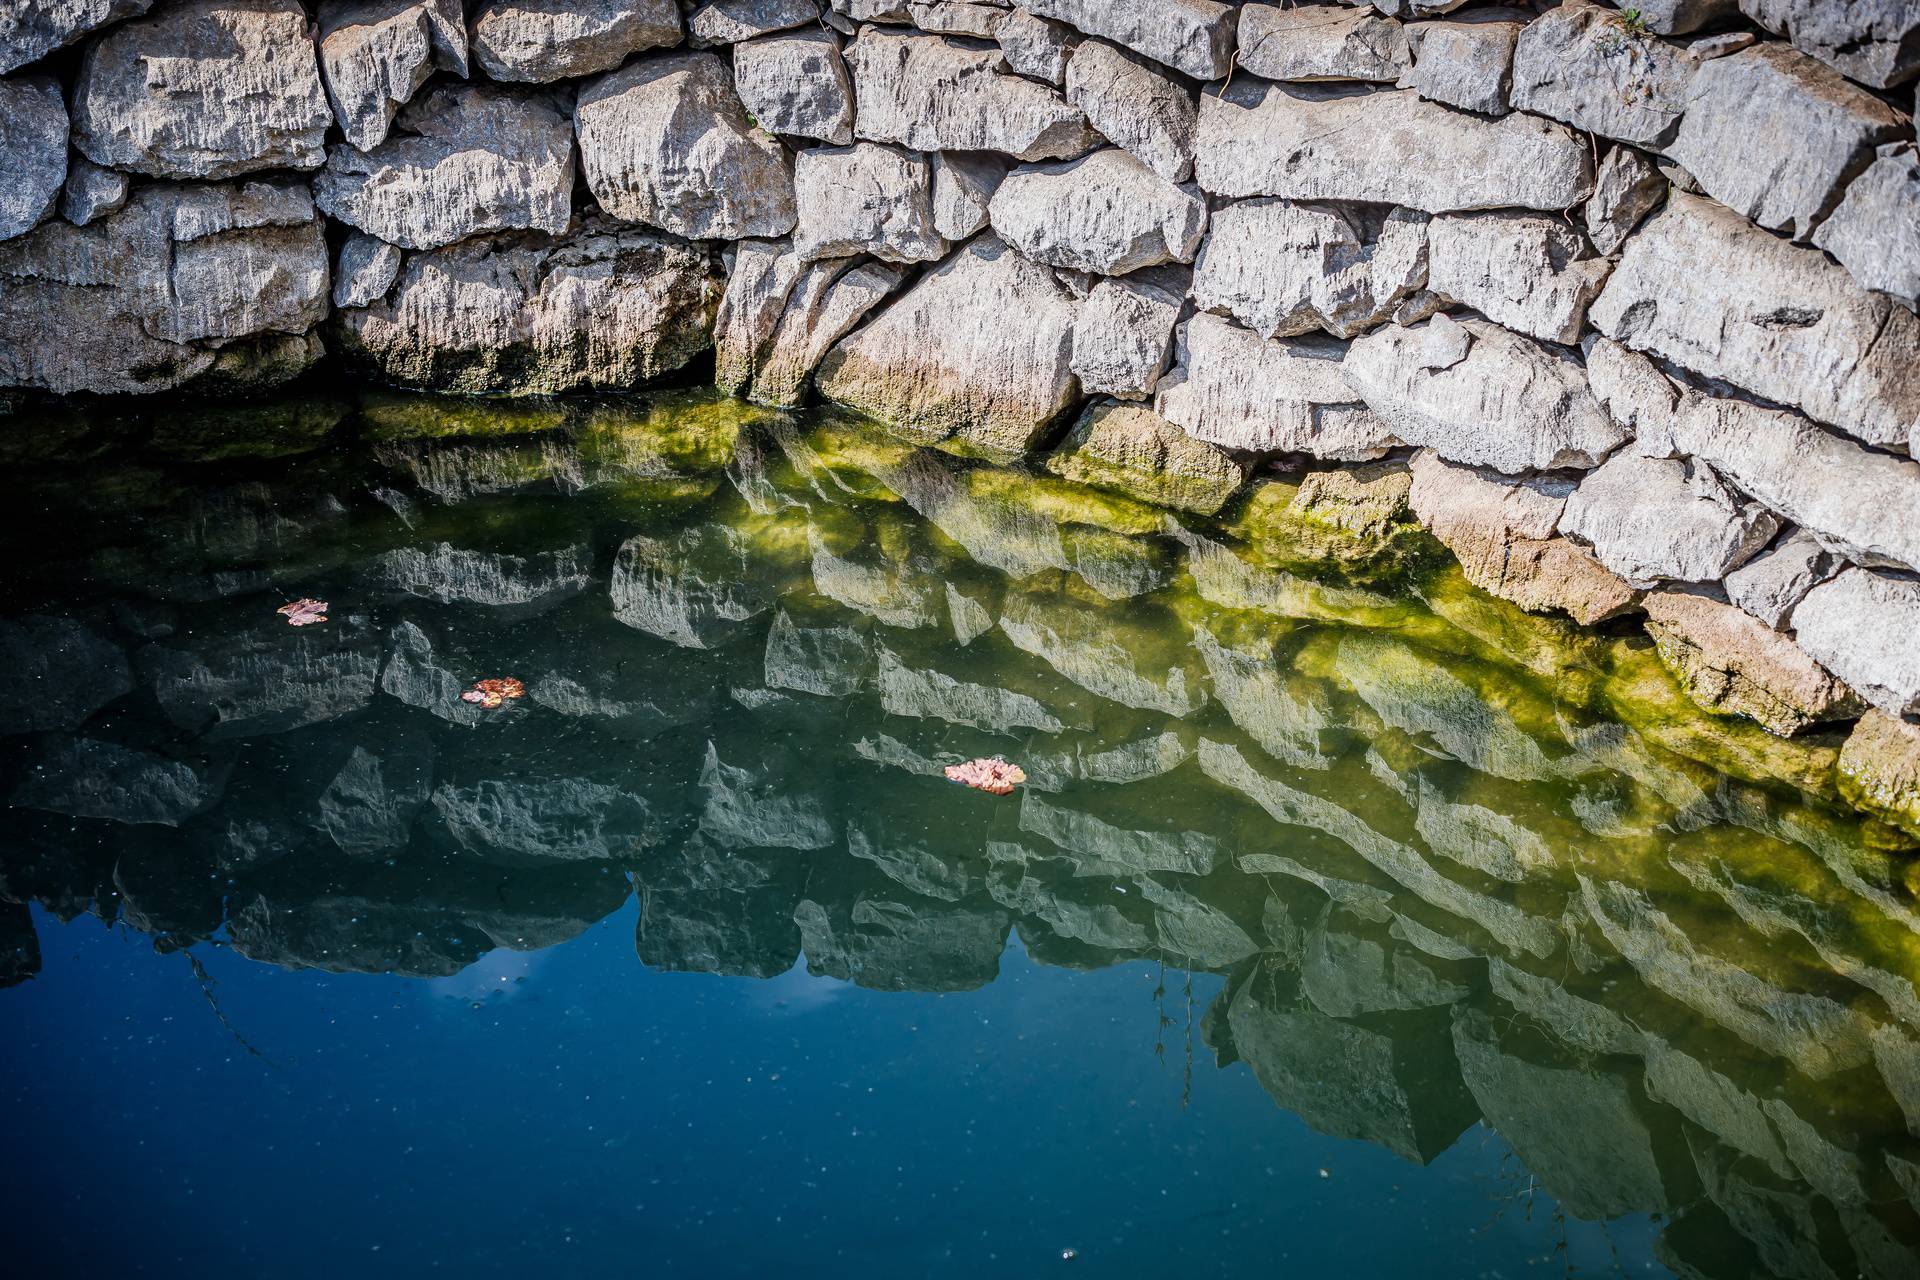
[276,598,328,626]
[943,757,1027,796]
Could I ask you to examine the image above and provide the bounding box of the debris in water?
[276,598,328,627]
[1060,1248,1077,1262]
[944,757,1026,795]
[461,677,527,709]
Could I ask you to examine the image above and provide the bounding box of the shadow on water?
[2,386,1919,1278]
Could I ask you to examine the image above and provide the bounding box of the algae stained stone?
[1044,401,1248,516]
[1837,711,1920,843]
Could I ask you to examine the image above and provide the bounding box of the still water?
[1,388,1917,1278]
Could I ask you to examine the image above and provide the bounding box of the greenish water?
[1,388,1918,1278]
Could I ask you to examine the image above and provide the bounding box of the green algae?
[1220,469,1442,586]
[357,390,571,442]
[150,399,351,462]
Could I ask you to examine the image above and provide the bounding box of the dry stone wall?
[2,0,1919,806]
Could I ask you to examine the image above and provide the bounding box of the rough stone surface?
[816,234,1082,453]
[846,29,1101,162]
[11,737,221,827]
[1584,146,1667,257]
[1792,570,1920,718]
[988,149,1207,276]
[734,27,856,145]
[1837,711,1920,842]
[577,52,798,241]
[1590,192,1920,451]
[1156,313,1400,460]
[1070,271,1184,401]
[1665,43,1904,241]
[1509,0,1697,148]
[751,257,910,405]
[0,179,329,395]
[1402,12,1523,115]
[1194,81,1593,214]
[1193,199,1427,340]
[337,217,723,395]
[1561,453,1780,588]
[1238,4,1411,82]
[1343,318,1627,473]
[1407,450,1640,624]
[1642,588,1860,735]
[316,0,467,151]
[690,0,819,45]
[793,142,945,263]
[929,152,1008,240]
[471,0,682,83]
[909,2,1004,39]
[1740,0,1920,90]
[998,9,1077,84]
[1,0,155,75]
[1044,401,1248,515]
[72,0,334,179]
[1023,0,1236,80]
[1723,529,1843,631]
[333,231,403,308]
[1813,147,1920,311]
[1632,1,1741,35]
[1063,39,1197,184]
[0,76,66,243]
[59,157,129,227]
[712,237,803,394]
[315,85,575,250]
[1427,211,1611,344]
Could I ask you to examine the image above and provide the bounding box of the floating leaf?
[461,677,526,710]
[944,757,1027,796]
[276,598,328,627]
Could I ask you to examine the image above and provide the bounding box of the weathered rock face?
[333,231,403,309]
[1837,711,1920,842]
[998,8,1077,84]
[816,234,1080,453]
[73,0,334,179]
[1426,211,1610,345]
[1,0,154,74]
[1722,528,1843,630]
[1402,11,1523,115]
[1070,271,1183,400]
[1194,80,1593,213]
[1193,199,1427,340]
[336,217,723,394]
[1792,570,1920,717]
[1063,39,1197,183]
[689,0,819,47]
[576,51,798,240]
[11,736,222,826]
[315,85,575,250]
[1583,146,1666,257]
[1237,4,1411,82]
[1641,588,1862,735]
[845,29,1100,161]
[929,151,1007,240]
[1740,0,1920,90]
[0,180,329,395]
[1045,401,1247,514]
[792,142,944,262]
[988,149,1207,276]
[1665,43,1904,241]
[1561,453,1780,588]
[1343,317,1626,473]
[734,27,855,145]
[59,157,129,227]
[1509,0,1696,148]
[1813,147,1920,310]
[1023,0,1236,80]
[1590,192,1920,452]
[1156,313,1399,459]
[471,0,682,82]
[750,257,909,406]
[316,0,468,152]
[0,76,67,243]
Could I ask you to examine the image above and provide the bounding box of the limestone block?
[1069,271,1184,401]
[1583,146,1666,257]
[988,148,1206,275]
[689,0,820,46]
[1343,317,1628,473]
[1401,11,1523,114]
[815,234,1082,454]
[1794,570,1920,717]
[0,0,154,75]
[1510,0,1696,147]
[930,152,1009,240]
[1740,0,1920,90]
[316,0,467,152]
[72,0,334,179]
[1813,146,1920,311]
[845,28,1100,162]
[733,26,855,145]
[1063,38,1197,182]
[1724,529,1844,630]
[793,142,946,262]
[998,8,1077,84]
[1427,210,1611,344]
[577,51,798,240]
[1590,191,1920,451]
[1022,0,1236,79]
[314,85,575,250]
[1155,313,1400,460]
[1237,4,1411,82]
[1561,453,1781,587]
[1045,401,1249,515]
[470,0,682,82]
[336,217,723,395]
[1193,198,1427,340]
[0,76,66,243]
[1194,80,1593,213]
[1666,42,1904,241]
[1407,450,1639,624]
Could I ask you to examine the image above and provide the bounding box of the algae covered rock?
[1224,462,1437,584]
[1641,588,1864,736]
[1837,711,1920,844]
[1043,401,1246,516]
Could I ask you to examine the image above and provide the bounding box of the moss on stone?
[150,398,350,462]
[1221,465,1442,585]
[358,390,571,442]
[961,465,1167,537]
[575,391,757,479]
[1837,711,1920,846]
[1042,402,1249,516]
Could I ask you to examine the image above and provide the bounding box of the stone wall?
[2,0,1919,809]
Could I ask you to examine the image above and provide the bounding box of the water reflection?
[2,387,1919,1278]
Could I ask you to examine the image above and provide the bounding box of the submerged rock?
[610,525,771,649]
[1837,711,1920,843]
[0,616,133,735]
[434,776,660,864]
[373,542,592,613]
[1045,401,1246,515]
[1641,588,1864,736]
[877,646,1065,734]
[11,736,222,827]
[144,627,381,738]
